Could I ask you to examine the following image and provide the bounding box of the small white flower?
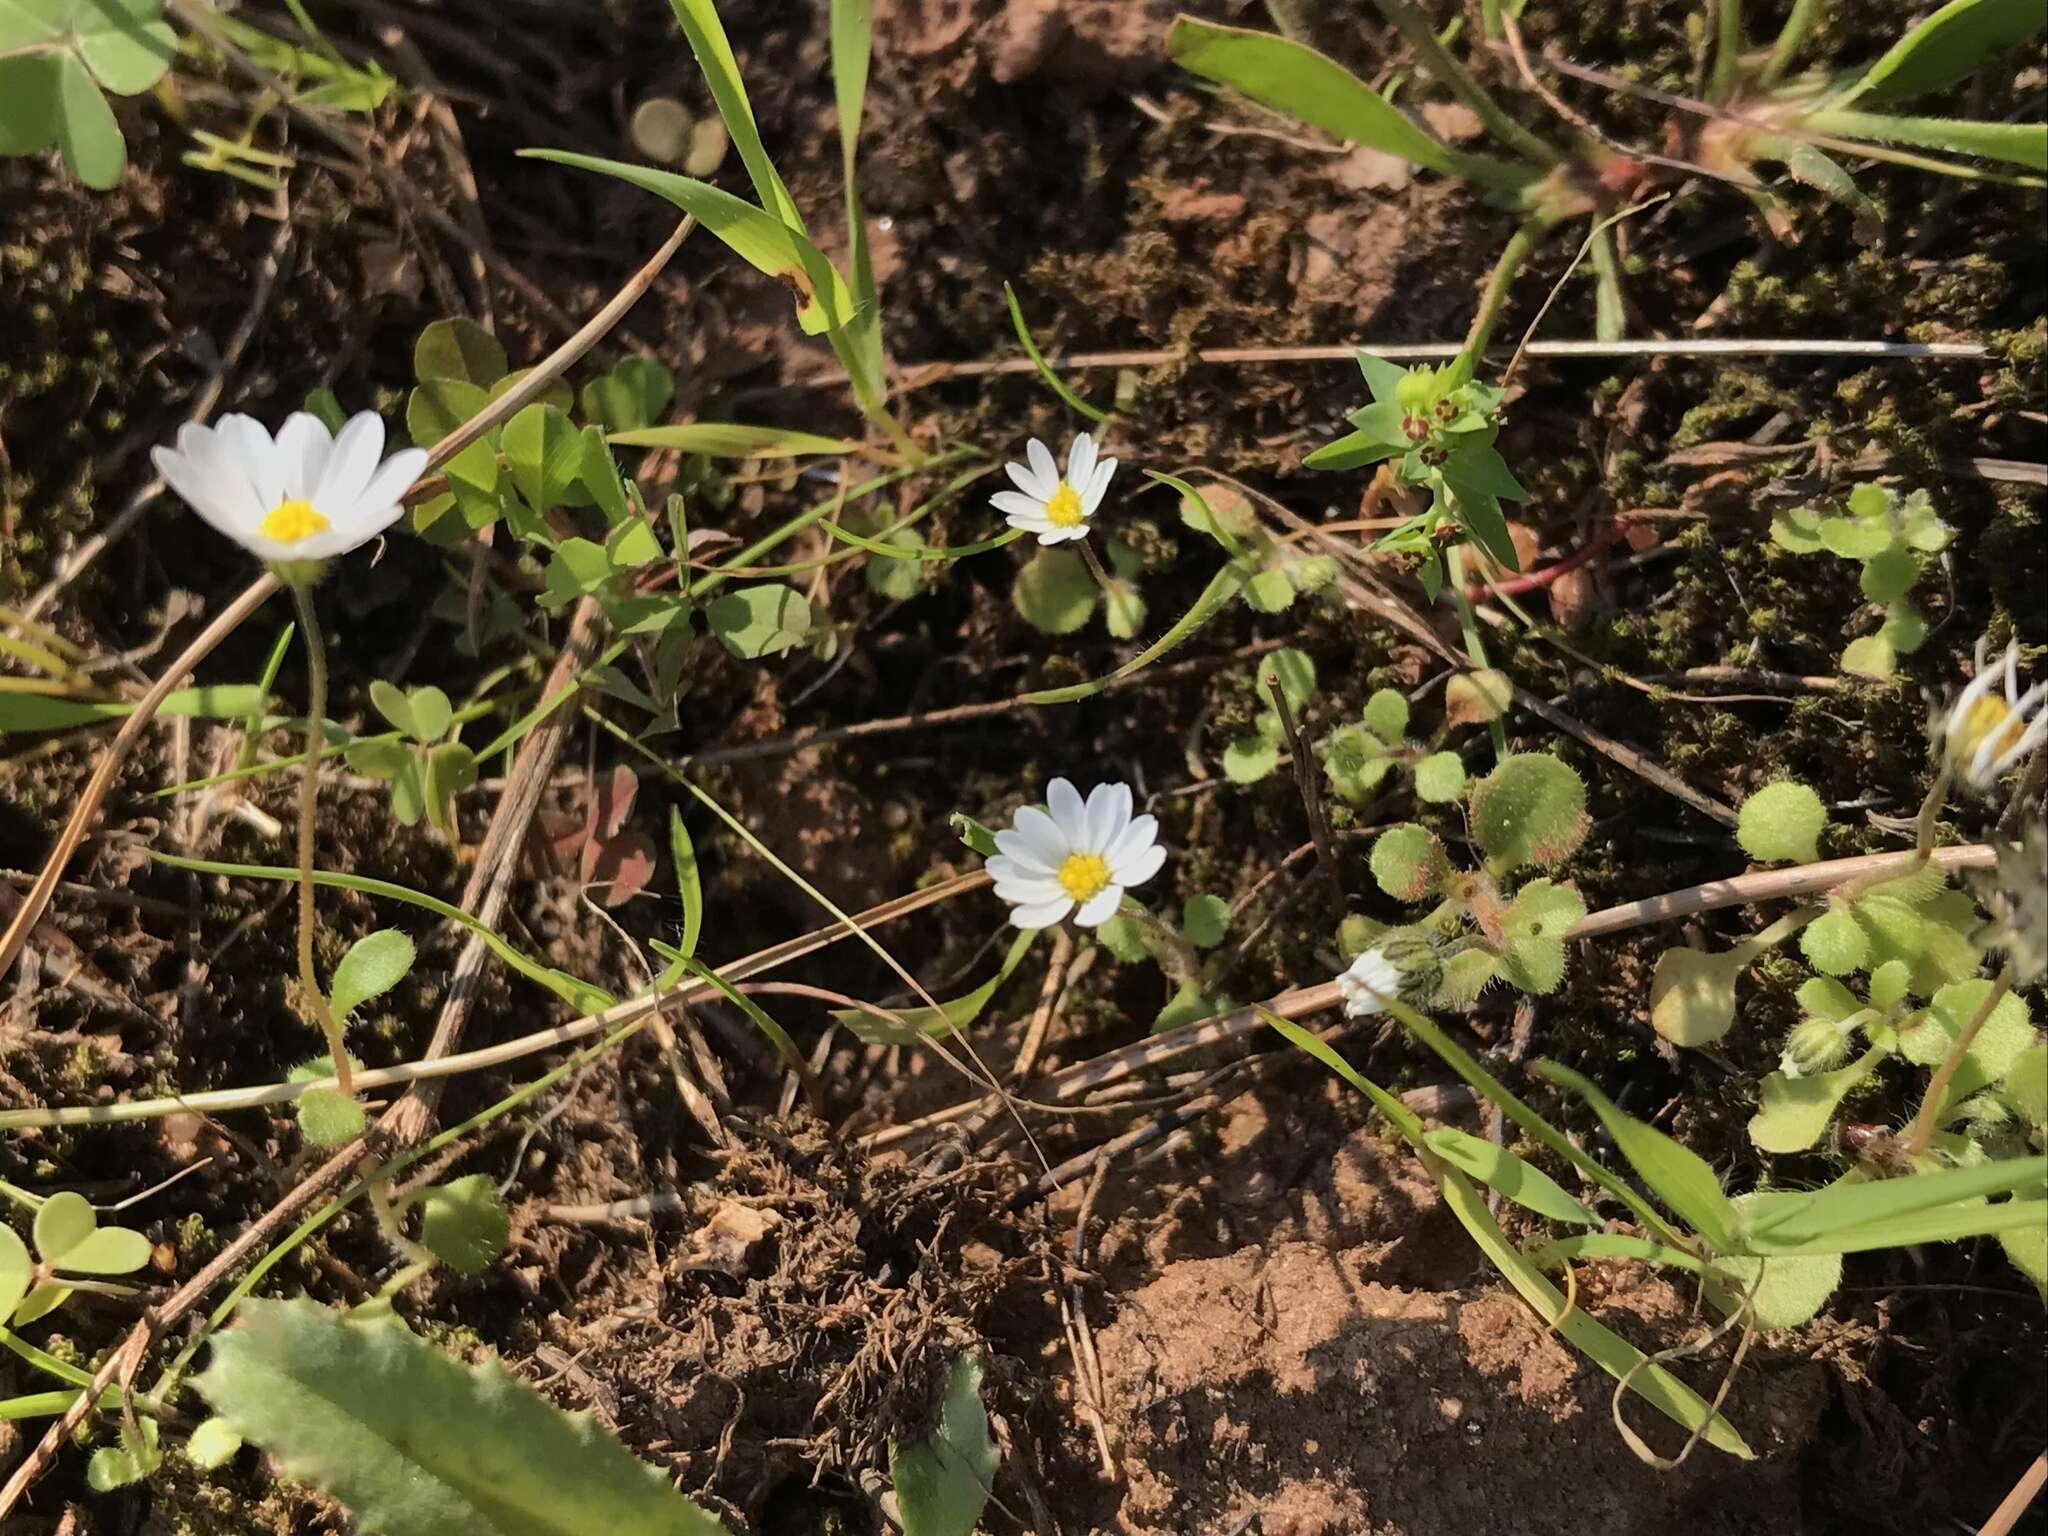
[1941,636,2047,791]
[152,410,428,568]
[991,433,1117,545]
[986,777,1163,929]
[1339,947,1403,1018]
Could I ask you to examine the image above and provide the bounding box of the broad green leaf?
[608,422,863,457]
[1422,1127,1598,1226]
[706,584,814,659]
[0,1224,32,1321]
[1835,0,2046,106]
[1537,1062,1740,1252]
[524,152,852,337]
[2006,1045,2048,1127]
[1747,1047,1885,1154]
[1469,753,1588,873]
[1413,751,1465,803]
[1707,1248,1842,1330]
[1370,823,1450,902]
[503,403,586,514]
[1166,17,1513,185]
[669,809,703,960]
[0,682,266,732]
[890,1354,998,1536]
[329,930,416,1020]
[414,317,508,387]
[1737,780,1826,864]
[1011,547,1097,635]
[417,1176,510,1275]
[194,1299,728,1536]
[1182,894,1229,949]
[1897,979,2036,1111]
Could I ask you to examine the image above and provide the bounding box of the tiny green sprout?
[415,1175,512,1275]
[1771,483,1951,680]
[87,1415,161,1493]
[0,1190,153,1327]
[1737,779,1827,864]
[1305,352,1528,591]
[1320,687,1462,806]
[348,689,475,835]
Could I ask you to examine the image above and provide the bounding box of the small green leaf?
[580,357,676,433]
[297,1089,368,1147]
[607,422,864,457]
[1095,915,1150,964]
[1259,647,1317,713]
[890,1354,998,1536]
[707,584,814,659]
[193,1298,728,1536]
[1837,0,2045,106]
[32,1191,97,1266]
[87,1416,159,1492]
[330,930,416,1021]
[1801,906,1871,974]
[1859,544,1919,605]
[369,680,421,739]
[1818,514,1893,561]
[865,529,927,601]
[1153,982,1227,1033]
[0,1225,33,1322]
[1797,976,1864,1024]
[1770,506,1826,553]
[2006,1046,2048,1127]
[186,1416,244,1471]
[1370,823,1451,903]
[406,686,454,744]
[1243,567,1296,613]
[1182,894,1229,949]
[1222,735,1280,783]
[1422,1127,1598,1227]
[425,744,479,834]
[414,317,508,386]
[1708,1246,1842,1331]
[417,1176,510,1275]
[670,810,704,960]
[1413,751,1465,803]
[1469,753,1589,873]
[1737,780,1826,864]
[1748,1049,1885,1154]
[52,50,125,189]
[1362,688,1409,743]
[1102,578,1146,640]
[504,403,587,513]
[1011,548,1098,635]
[1649,946,1744,1047]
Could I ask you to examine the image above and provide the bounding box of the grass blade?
[1003,282,1111,424]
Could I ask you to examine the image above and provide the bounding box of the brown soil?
[2,0,2044,1533]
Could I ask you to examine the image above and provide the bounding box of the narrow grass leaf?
[1003,282,1110,424]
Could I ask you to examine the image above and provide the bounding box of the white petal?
[1084,781,1130,850]
[1025,438,1058,495]
[153,446,254,544]
[315,412,386,513]
[1006,459,1053,499]
[994,876,1066,907]
[217,414,284,512]
[274,412,335,501]
[1073,885,1124,927]
[1039,524,1088,545]
[1010,895,1073,930]
[991,490,1046,518]
[1084,456,1118,512]
[1109,840,1165,889]
[351,446,429,522]
[1108,814,1158,862]
[1045,778,1088,841]
[1067,433,1096,488]
[1008,805,1071,865]
[175,429,266,533]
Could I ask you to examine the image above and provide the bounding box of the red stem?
[1464,518,1628,601]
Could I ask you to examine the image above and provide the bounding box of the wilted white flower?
[991,433,1116,546]
[986,777,1163,928]
[1942,636,2046,791]
[152,411,428,568]
[1339,947,1404,1017]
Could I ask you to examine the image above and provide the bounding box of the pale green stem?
[1899,967,2012,1164]
[1444,544,1508,762]
[287,580,353,1101]
[1757,0,1822,89]
[1709,0,1745,99]
[1366,0,1560,166]
[1128,904,1203,990]
[1462,214,1557,366]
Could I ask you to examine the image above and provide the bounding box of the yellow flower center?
[257,498,331,545]
[1954,694,2024,764]
[1056,851,1111,904]
[1044,481,1085,529]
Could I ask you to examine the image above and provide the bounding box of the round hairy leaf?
[1370,823,1450,903]
[1010,549,1096,635]
[1800,906,1870,975]
[1737,780,1826,864]
[418,1176,511,1275]
[1362,687,1409,742]
[1469,753,1588,872]
[329,929,417,1021]
[1259,648,1316,713]
[297,1089,368,1147]
[1412,751,1465,804]
[1222,735,1280,784]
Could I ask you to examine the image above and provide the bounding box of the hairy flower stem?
[288,580,353,1100]
[1128,906,1204,990]
[1444,544,1508,762]
[1898,967,2012,1164]
[1463,214,1558,365]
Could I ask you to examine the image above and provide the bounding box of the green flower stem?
[286,580,353,1102]
[1462,213,1557,366]
[1076,538,1119,599]
[1898,966,2012,1164]
[1127,904,1203,990]
[1757,0,1821,89]
[1709,0,1744,100]
[1444,544,1509,762]
[1366,0,1560,166]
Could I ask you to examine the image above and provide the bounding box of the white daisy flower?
[986,777,1164,929]
[991,433,1117,545]
[1941,636,2046,792]
[1339,947,1403,1018]
[152,410,428,568]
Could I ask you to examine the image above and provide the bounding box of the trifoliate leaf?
[1737,780,1826,864]
[1011,548,1096,635]
[1182,895,1229,950]
[707,584,814,658]
[1413,751,1465,803]
[580,356,675,433]
[418,1176,511,1276]
[193,1299,727,1536]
